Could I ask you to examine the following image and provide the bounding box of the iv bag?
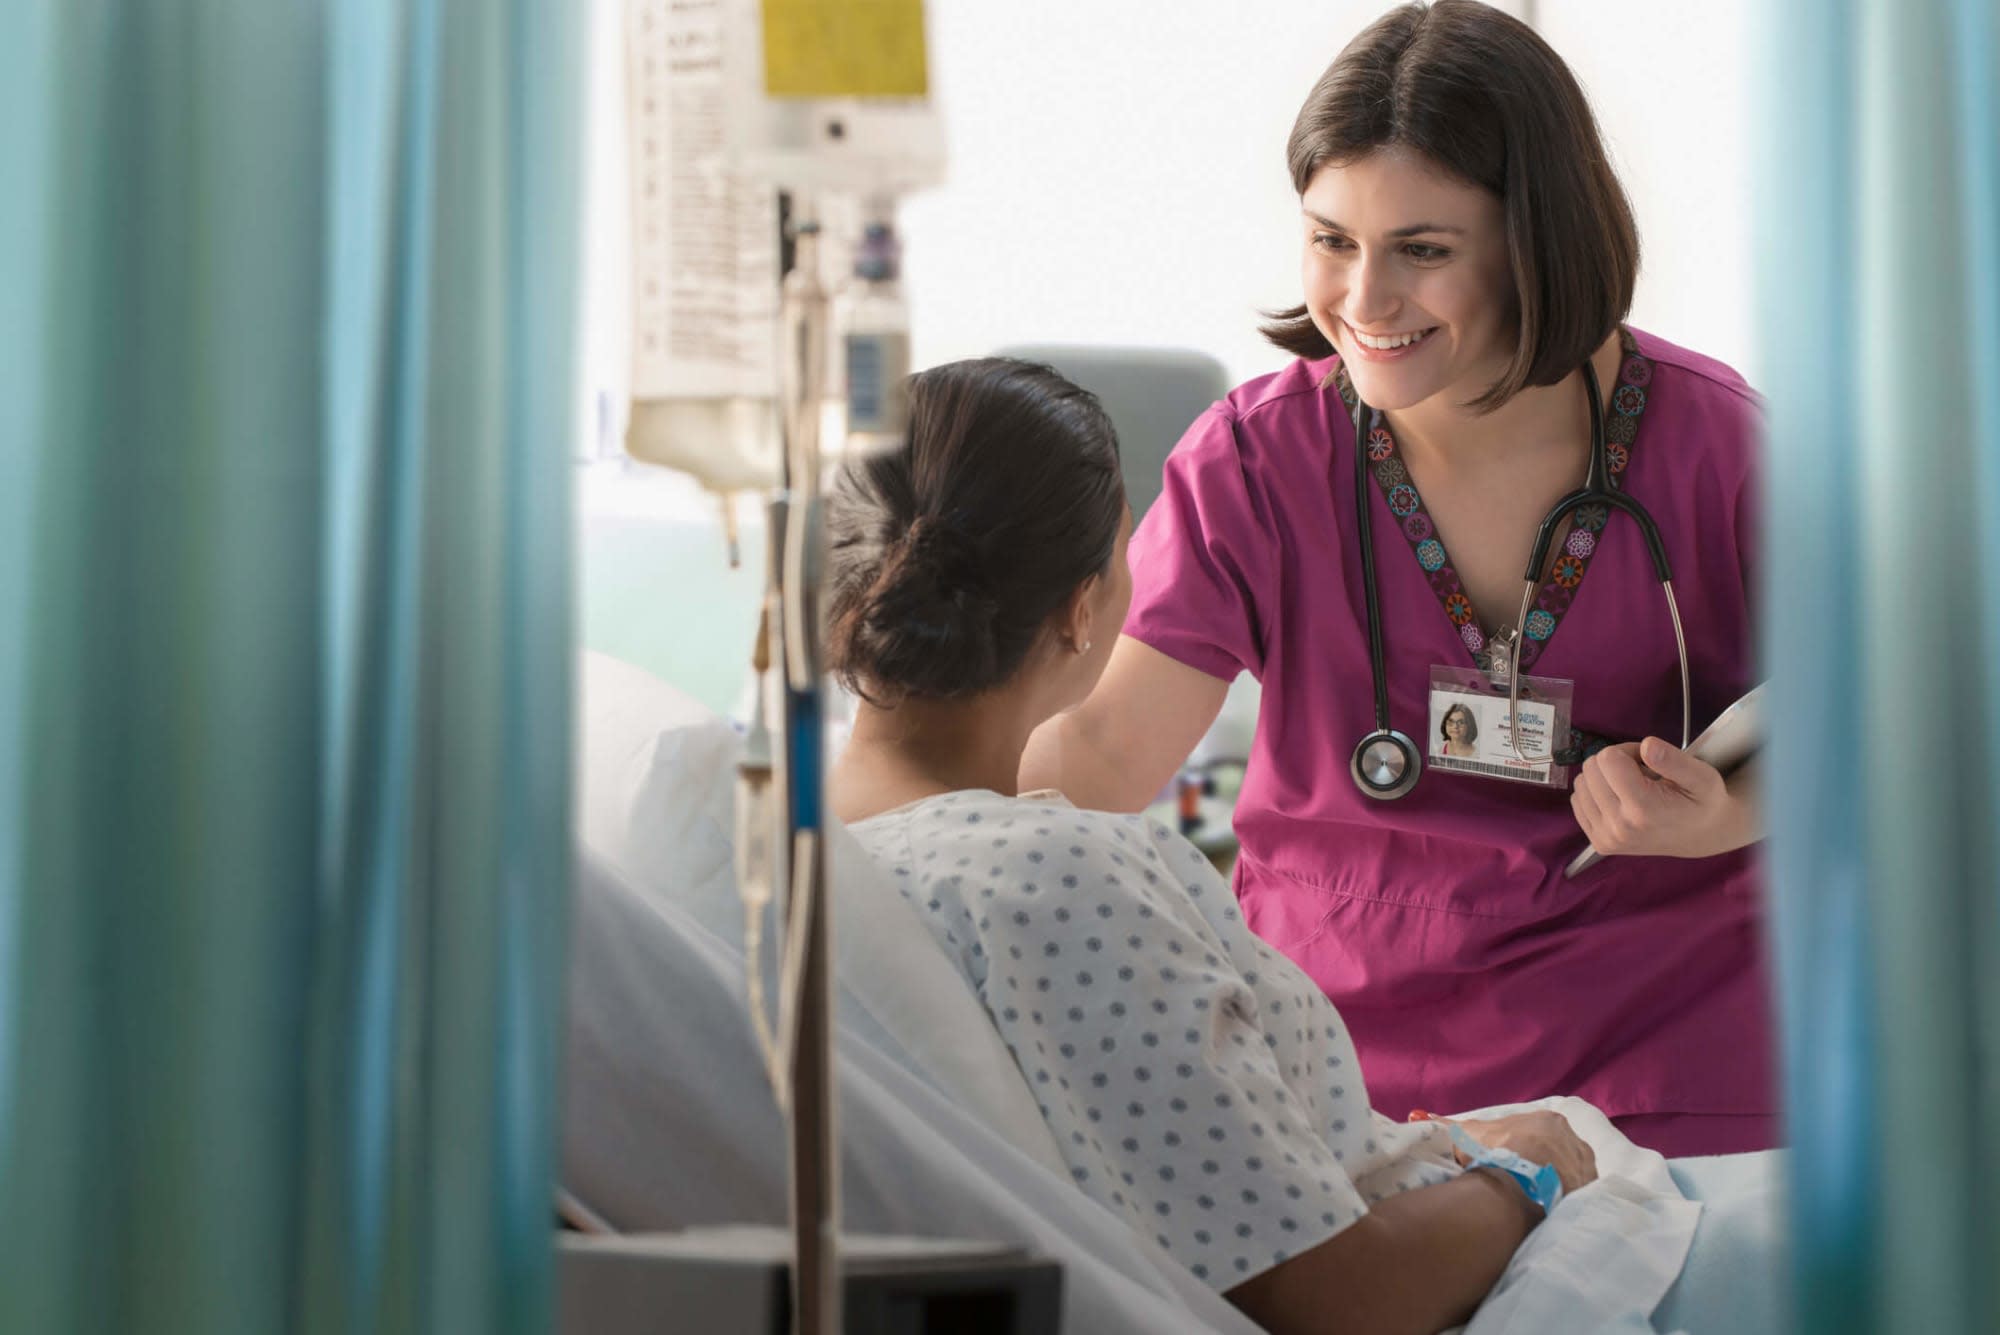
[622,0,944,495]
[626,0,783,492]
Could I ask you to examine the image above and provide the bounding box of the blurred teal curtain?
[0,2,583,1332]
[1758,0,2000,1331]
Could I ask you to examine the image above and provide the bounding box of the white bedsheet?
[1447,1098,1703,1333]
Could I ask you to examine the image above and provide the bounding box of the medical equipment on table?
[1347,361,1693,800]
[1564,682,1766,878]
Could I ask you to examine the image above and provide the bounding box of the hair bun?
[901,515,985,590]
[849,515,1002,699]
[823,357,1125,704]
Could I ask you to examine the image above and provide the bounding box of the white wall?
[897,1,1363,390]
[1538,0,1758,379]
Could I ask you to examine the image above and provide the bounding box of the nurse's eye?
[1310,232,1354,254]
[1404,242,1451,262]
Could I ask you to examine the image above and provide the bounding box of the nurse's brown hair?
[1261,0,1639,412]
[825,358,1124,704]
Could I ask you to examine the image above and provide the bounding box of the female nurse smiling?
[1021,0,1773,1156]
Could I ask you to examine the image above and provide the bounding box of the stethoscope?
[1347,360,1693,800]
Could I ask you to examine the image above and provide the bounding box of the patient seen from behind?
[827,358,1598,1335]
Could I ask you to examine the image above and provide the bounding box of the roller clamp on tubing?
[1443,1122,1564,1215]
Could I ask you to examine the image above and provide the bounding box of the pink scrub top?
[1123,327,1775,1156]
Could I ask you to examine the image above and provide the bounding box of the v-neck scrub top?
[1123,328,1775,1156]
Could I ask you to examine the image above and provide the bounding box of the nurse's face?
[1299,148,1515,413]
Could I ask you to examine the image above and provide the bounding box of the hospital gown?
[851,788,1464,1289]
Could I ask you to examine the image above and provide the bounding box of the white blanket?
[1448,1098,1703,1334]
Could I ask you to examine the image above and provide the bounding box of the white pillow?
[576,651,743,953]
[574,651,1065,1173]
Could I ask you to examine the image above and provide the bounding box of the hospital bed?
[563,650,1785,1334]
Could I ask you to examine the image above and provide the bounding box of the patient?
[828,358,1599,1335]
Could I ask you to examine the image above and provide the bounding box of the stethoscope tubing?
[1347,354,1689,796]
[1349,380,1423,799]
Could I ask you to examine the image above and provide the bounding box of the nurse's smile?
[1344,321,1439,361]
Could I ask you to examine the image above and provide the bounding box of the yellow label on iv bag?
[761,0,929,97]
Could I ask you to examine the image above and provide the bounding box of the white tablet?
[1563,682,1765,879]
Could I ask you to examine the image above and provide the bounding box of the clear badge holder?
[1427,663,1575,789]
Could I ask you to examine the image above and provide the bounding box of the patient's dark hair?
[826,358,1123,703]
[1262,0,1639,410]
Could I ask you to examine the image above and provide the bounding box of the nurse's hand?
[1570,737,1758,860]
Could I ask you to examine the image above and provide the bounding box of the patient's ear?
[1056,574,1100,656]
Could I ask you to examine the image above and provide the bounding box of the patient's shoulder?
[854,788,1226,872]
[859,791,1239,933]
[852,789,1183,878]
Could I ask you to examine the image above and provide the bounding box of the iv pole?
[770,203,839,1335]
[718,7,943,1333]
[597,7,991,1334]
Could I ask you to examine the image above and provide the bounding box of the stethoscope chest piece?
[1351,728,1422,800]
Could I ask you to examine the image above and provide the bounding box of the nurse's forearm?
[1020,711,1142,811]
[1020,637,1231,811]
[1224,1169,1539,1335]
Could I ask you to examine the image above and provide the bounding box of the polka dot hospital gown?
[851,788,1465,1290]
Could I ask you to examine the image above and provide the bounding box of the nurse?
[1021,0,1773,1156]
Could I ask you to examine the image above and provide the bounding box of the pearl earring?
[1078,639,1092,655]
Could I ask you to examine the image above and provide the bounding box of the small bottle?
[1177,770,1205,835]
[841,218,911,454]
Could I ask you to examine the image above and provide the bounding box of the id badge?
[1427,664,1574,789]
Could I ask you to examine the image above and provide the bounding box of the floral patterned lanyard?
[1334,328,1656,676]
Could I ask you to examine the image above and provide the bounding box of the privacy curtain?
[0,2,583,1331]
[1757,0,2000,1330]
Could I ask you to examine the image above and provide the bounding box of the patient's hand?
[1424,1110,1599,1197]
